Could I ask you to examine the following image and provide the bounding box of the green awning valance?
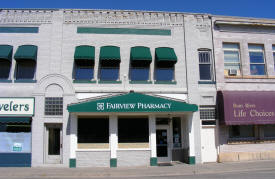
[74,45,95,60]
[68,92,198,113]
[0,45,13,61]
[155,47,177,63]
[14,45,37,61]
[0,117,31,123]
[130,46,152,62]
[100,46,120,61]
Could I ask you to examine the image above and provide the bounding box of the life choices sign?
[0,98,34,116]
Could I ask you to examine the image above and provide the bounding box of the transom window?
[223,43,241,76]
[248,44,266,75]
[45,97,63,116]
[200,106,216,120]
[198,49,212,80]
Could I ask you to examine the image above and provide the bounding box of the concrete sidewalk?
[0,160,275,178]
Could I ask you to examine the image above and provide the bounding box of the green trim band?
[14,79,37,83]
[110,158,117,168]
[154,81,177,84]
[98,80,122,84]
[73,80,96,83]
[78,27,171,36]
[188,156,196,165]
[150,157,157,166]
[69,158,76,168]
[130,80,152,84]
[198,81,216,84]
[0,27,39,33]
[0,80,12,83]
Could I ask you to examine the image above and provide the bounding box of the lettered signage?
[0,98,34,116]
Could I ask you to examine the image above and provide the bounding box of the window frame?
[198,49,213,81]
[154,63,175,82]
[74,61,94,80]
[44,97,63,116]
[248,44,266,76]
[0,60,11,80]
[99,61,120,81]
[223,43,241,76]
[15,60,36,80]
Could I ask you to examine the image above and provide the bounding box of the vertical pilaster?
[149,115,157,166]
[69,114,77,168]
[188,113,196,164]
[110,115,118,167]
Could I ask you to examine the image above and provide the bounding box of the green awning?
[68,92,198,113]
[99,46,120,61]
[74,45,95,60]
[130,46,152,61]
[155,47,177,63]
[14,45,37,61]
[0,45,13,61]
[0,117,31,123]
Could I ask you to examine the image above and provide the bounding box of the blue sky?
[2,0,275,19]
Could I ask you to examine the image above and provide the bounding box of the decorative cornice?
[0,9,53,24]
[195,15,211,32]
[63,10,184,27]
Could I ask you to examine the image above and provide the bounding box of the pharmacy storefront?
[0,98,34,167]
[67,92,198,167]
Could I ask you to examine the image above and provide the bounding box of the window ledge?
[73,80,96,83]
[225,75,274,79]
[198,81,216,84]
[98,80,122,84]
[14,79,37,83]
[154,81,177,84]
[130,80,152,84]
[0,79,12,83]
[228,139,275,145]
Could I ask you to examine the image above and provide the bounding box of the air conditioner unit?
[228,69,237,76]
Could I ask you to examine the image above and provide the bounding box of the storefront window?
[172,118,181,148]
[263,125,275,139]
[118,117,149,143]
[229,125,254,139]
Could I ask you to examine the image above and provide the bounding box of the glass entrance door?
[45,124,62,164]
[156,126,171,163]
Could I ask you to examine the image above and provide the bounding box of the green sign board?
[68,92,198,113]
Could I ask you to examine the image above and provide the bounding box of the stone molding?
[63,10,184,26]
[0,9,54,24]
[195,15,211,32]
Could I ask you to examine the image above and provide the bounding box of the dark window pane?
[0,60,11,79]
[130,68,149,81]
[249,52,264,63]
[16,61,36,79]
[229,125,254,138]
[118,118,149,143]
[250,64,265,75]
[155,68,174,81]
[199,64,211,80]
[75,66,94,80]
[78,118,109,143]
[100,68,119,81]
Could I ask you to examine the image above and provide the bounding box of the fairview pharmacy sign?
[0,98,35,116]
[68,92,198,113]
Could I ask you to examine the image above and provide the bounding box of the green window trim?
[14,45,38,61]
[0,117,31,123]
[130,46,152,62]
[74,45,95,60]
[99,46,120,61]
[155,47,177,63]
[154,81,177,84]
[0,45,13,61]
[0,27,38,33]
[73,80,96,83]
[98,80,122,84]
[129,80,152,84]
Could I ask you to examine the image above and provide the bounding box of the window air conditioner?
[228,69,237,76]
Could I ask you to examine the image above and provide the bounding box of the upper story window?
[99,46,121,81]
[0,45,12,80]
[223,43,241,76]
[45,97,63,116]
[272,45,275,71]
[248,44,266,76]
[198,49,212,80]
[155,47,177,82]
[130,46,152,81]
[74,46,95,80]
[14,45,37,80]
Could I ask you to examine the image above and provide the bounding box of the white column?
[110,115,118,159]
[188,113,196,164]
[69,114,77,167]
[149,115,156,158]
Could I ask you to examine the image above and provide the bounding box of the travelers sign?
[0,98,35,116]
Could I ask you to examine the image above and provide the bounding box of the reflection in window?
[172,118,181,148]
[229,125,254,139]
[249,44,266,75]
[16,61,36,80]
[0,60,11,79]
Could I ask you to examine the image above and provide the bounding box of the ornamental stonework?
[63,10,184,26]
[195,15,211,32]
[0,10,53,24]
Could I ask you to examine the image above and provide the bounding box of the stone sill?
[225,75,275,79]
[228,139,275,145]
